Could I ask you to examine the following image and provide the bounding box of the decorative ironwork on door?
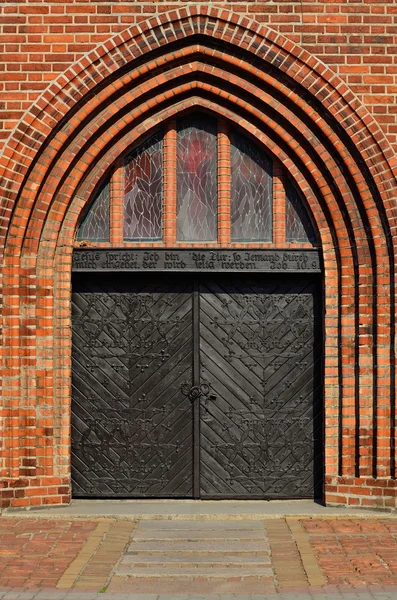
[71,275,194,497]
[199,276,323,498]
[71,273,322,499]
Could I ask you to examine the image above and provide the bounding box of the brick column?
[110,165,123,244]
[218,118,231,246]
[164,120,177,245]
[273,162,286,244]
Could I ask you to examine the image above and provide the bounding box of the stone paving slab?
[137,520,267,529]
[121,554,271,565]
[114,518,274,592]
[106,578,278,594]
[114,567,274,577]
[133,530,267,540]
[126,540,270,553]
[5,499,388,519]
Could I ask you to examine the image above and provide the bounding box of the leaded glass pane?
[76,181,110,242]
[286,178,317,243]
[230,132,272,242]
[124,132,163,241]
[177,115,217,241]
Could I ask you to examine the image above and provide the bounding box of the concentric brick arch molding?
[1,7,397,509]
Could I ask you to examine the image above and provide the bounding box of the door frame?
[71,247,324,500]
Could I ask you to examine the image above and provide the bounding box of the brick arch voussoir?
[1,7,396,500]
[26,78,356,271]
[3,16,392,468]
[1,7,397,248]
[18,58,372,269]
[54,97,336,256]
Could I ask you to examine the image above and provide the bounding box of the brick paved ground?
[301,519,397,586]
[0,519,97,588]
[1,516,397,598]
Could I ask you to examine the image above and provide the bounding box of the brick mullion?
[164,120,177,246]
[110,164,123,244]
[273,161,286,245]
[218,118,231,246]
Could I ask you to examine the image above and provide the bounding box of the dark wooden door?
[199,275,323,499]
[71,274,194,497]
[72,273,322,499]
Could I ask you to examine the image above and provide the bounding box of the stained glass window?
[176,115,217,241]
[230,131,272,242]
[286,178,317,243]
[76,181,110,242]
[124,132,163,241]
[76,115,319,249]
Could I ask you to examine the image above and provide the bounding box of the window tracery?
[76,112,318,248]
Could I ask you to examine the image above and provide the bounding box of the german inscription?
[73,249,321,273]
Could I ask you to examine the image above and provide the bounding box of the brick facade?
[1,3,397,509]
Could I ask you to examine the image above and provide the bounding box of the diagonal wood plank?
[72,273,194,498]
[199,274,323,499]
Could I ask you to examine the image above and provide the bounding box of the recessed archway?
[0,7,396,509]
[71,110,324,499]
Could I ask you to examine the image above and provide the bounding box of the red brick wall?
[1,4,397,510]
[2,1,397,154]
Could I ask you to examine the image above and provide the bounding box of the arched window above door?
[76,112,318,247]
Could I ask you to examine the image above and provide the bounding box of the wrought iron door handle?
[181,383,216,403]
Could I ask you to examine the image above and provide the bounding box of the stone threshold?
[2,499,394,519]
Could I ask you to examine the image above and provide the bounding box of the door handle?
[181,383,216,403]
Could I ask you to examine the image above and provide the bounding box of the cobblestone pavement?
[1,516,397,598]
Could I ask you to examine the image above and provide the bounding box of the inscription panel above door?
[72,248,321,273]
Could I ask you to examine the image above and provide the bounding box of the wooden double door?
[71,273,323,499]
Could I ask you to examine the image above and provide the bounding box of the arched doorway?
[1,8,396,510]
[71,112,324,499]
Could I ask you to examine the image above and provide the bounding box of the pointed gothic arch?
[75,111,318,246]
[0,7,396,508]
